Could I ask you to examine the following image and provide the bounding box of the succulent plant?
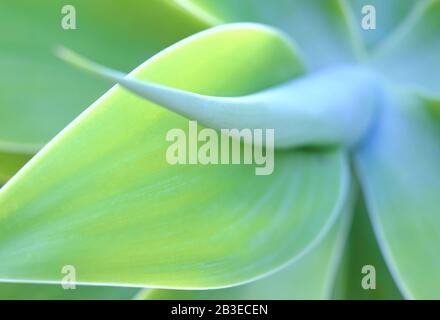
[0,0,439,300]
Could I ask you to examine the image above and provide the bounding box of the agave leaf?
[0,152,32,185]
[0,0,208,146]
[176,0,363,69]
[355,87,440,299]
[0,0,208,181]
[332,196,402,300]
[371,0,440,93]
[347,0,421,51]
[137,192,354,300]
[0,283,139,300]
[0,24,349,288]
[56,47,379,149]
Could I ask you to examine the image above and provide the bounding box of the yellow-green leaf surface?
[0,24,349,288]
[56,47,380,149]
[0,283,139,300]
[176,0,363,69]
[138,197,353,300]
[0,152,31,185]
[355,88,440,299]
[0,0,209,181]
[371,0,440,93]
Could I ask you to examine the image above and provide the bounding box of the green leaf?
[371,0,440,93]
[0,0,208,181]
[0,24,349,289]
[138,193,353,300]
[176,0,363,69]
[355,87,440,299]
[332,195,402,300]
[347,0,420,51]
[0,283,139,300]
[0,152,31,185]
[56,47,379,149]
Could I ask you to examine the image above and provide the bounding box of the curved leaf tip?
[56,37,382,149]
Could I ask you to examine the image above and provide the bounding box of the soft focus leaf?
[332,196,402,300]
[0,0,208,181]
[372,0,440,93]
[348,0,420,51]
[355,87,440,299]
[0,283,139,300]
[57,47,379,149]
[0,0,207,146]
[0,24,349,288]
[138,195,353,300]
[0,152,31,185]
[178,0,363,69]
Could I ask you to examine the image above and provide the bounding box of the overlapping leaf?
[177,0,363,69]
[138,194,353,300]
[355,88,440,299]
[348,0,420,51]
[2,0,438,300]
[0,0,209,181]
[0,24,349,289]
[371,0,440,93]
[332,196,402,300]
